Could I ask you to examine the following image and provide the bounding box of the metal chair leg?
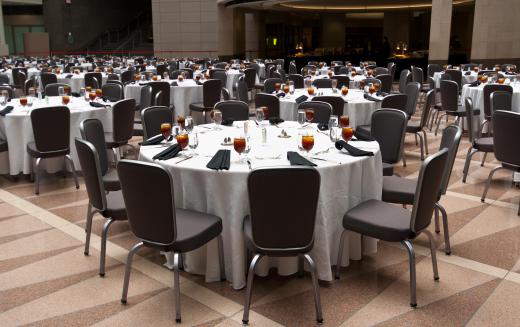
[480,152,488,167]
[462,148,478,183]
[422,130,429,155]
[435,113,446,136]
[217,235,226,281]
[335,229,347,279]
[173,252,182,323]
[434,205,440,233]
[304,254,324,324]
[417,132,424,160]
[298,254,305,278]
[121,242,143,304]
[112,148,118,166]
[65,154,79,189]
[402,240,417,307]
[84,203,94,255]
[423,230,440,280]
[481,166,504,202]
[402,148,407,167]
[436,203,451,255]
[34,157,41,195]
[414,133,419,146]
[242,253,263,325]
[99,218,115,277]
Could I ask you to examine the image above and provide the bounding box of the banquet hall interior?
[1,0,520,325]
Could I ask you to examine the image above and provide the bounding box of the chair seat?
[102,169,121,192]
[102,190,127,220]
[148,209,222,253]
[0,140,7,152]
[189,103,212,112]
[105,133,128,148]
[26,142,69,159]
[406,122,422,133]
[382,175,416,205]
[473,137,494,152]
[243,215,313,256]
[343,199,415,242]
[383,162,394,176]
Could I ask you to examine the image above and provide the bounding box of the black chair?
[212,70,227,89]
[242,167,323,325]
[444,69,462,91]
[338,66,350,75]
[490,91,512,113]
[75,138,127,277]
[376,74,392,93]
[27,106,79,195]
[288,61,297,74]
[297,101,332,124]
[40,72,58,90]
[332,75,350,88]
[427,64,442,77]
[44,83,70,97]
[462,97,494,183]
[372,109,408,176]
[255,93,280,118]
[0,139,7,153]
[481,84,513,133]
[121,70,135,85]
[149,81,171,108]
[156,64,168,77]
[85,72,103,89]
[407,89,435,160]
[397,69,411,93]
[374,67,389,76]
[243,68,257,93]
[288,74,304,88]
[404,82,421,118]
[101,83,123,101]
[221,87,231,100]
[118,160,225,323]
[105,99,137,163]
[382,125,462,255]
[312,78,333,88]
[313,95,344,117]
[12,67,27,89]
[236,78,249,103]
[263,78,283,94]
[336,149,448,307]
[141,106,173,140]
[80,119,120,192]
[215,100,249,121]
[189,79,222,123]
[356,94,407,138]
[481,111,520,214]
[388,62,397,81]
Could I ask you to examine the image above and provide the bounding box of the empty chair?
[215,100,249,121]
[75,138,127,277]
[434,80,462,135]
[214,62,228,69]
[12,67,27,89]
[141,106,173,140]
[387,62,396,81]
[462,97,494,183]
[404,82,420,118]
[40,72,58,90]
[80,119,120,192]
[338,66,350,75]
[101,83,123,101]
[332,75,350,88]
[374,67,389,76]
[85,72,103,89]
[0,139,7,153]
[0,85,14,99]
[180,68,193,79]
[139,85,152,111]
[383,125,462,255]
[444,69,462,91]
[313,95,344,117]
[149,81,171,108]
[27,106,79,195]
[189,79,222,123]
[397,69,412,93]
[356,94,408,138]
[44,83,70,96]
[297,101,332,124]
[24,77,37,95]
[117,160,224,323]
[121,70,135,84]
[288,61,297,74]
[427,64,442,77]
[337,149,448,307]
[481,84,513,133]
[288,74,304,88]
[481,111,520,215]
[263,78,283,94]
[373,109,408,175]
[0,73,9,85]
[407,89,435,160]
[242,167,323,325]
[236,78,249,103]
[312,78,333,88]
[490,91,512,113]
[212,70,227,89]
[243,68,257,92]
[255,93,280,118]
[375,74,392,93]
[221,87,231,100]
[105,99,136,163]
[156,64,168,77]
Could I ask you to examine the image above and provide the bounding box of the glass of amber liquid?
[95,89,102,98]
[305,109,314,123]
[307,87,315,96]
[341,86,349,96]
[176,131,189,150]
[160,123,172,144]
[233,136,247,162]
[89,92,97,102]
[62,95,70,105]
[339,115,350,127]
[342,127,354,142]
[19,97,27,106]
[177,115,186,129]
[274,83,281,93]
[261,106,269,119]
[301,132,314,155]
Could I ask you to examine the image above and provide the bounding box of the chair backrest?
[139,85,152,110]
[438,125,462,195]
[112,99,136,143]
[288,74,304,88]
[149,81,170,108]
[247,167,320,251]
[118,160,177,245]
[221,87,230,100]
[180,68,193,79]
[483,84,513,118]
[255,93,280,118]
[493,110,520,168]
[338,66,350,75]
[202,79,222,108]
[12,67,27,86]
[375,74,392,93]
[141,106,172,140]
[410,148,449,233]
[420,90,435,128]
[40,72,58,89]
[85,72,103,89]
[490,91,512,113]
[332,75,350,88]
[0,85,13,99]
[44,83,70,96]
[312,78,333,88]
[374,67,389,76]
[371,108,407,164]
[297,101,332,124]
[263,78,282,94]
[30,106,70,152]
[75,138,107,211]
[80,118,109,175]
[236,79,249,103]
[412,66,424,83]
[288,61,297,74]
[445,69,462,90]
[398,69,411,93]
[215,100,249,121]
[404,82,421,117]
[101,83,123,101]
[464,97,477,143]
[243,68,257,89]
[212,70,227,87]
[0,73,9,85]
[427,64,441,77]
[156,64,168,77]
[381,93,407,112]
[364,77,381,87]
[107,73,119,81]
[121,69,135,84]
[312,95,344,117]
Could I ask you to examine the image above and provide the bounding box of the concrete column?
[244,12,260,59]
[0,0,9,55]
[321,14,346,49]
[428,0,452,63]
[217,4,234,58]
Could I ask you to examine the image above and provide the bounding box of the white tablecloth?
[139,121,382,289]
[0,97,113,175]
[461,83,520,118]
[433,71,478,88]
[279,88,381,128]
[3,68,40,85]
[57,73,111,93]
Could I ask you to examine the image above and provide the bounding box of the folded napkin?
[171,81,178,86]
[287,151,317,166]
[468,81,480,87]
[363,93,382,102]
[195,80,203,85]
[353,130,375,142]
[295,95,308,104]
[0,105,13,116]
[102,96,119,103]
[206,149,231,170]
[376,91,389,97]
[506,72,516,75]
[89,102,106,108]
[222,119,234,126]
[269,117,284,125]
[464,71,471,76]
[276,92,285,98]
[139,134,164,146]
[317,124,328,131]
[138,82,148,86]
[65,74,73,79]
[71,92,81,97]
[153,144,181,160]
[335,140,374,157]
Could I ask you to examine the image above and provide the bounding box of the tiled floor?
[1,112,520,326]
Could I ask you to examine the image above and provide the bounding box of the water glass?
[213,109,222,129]
[185,116,194,133]
[288,80,295,95]
[58,86,65,96]
[189,132,199,154]
[330,127,341,143]
[297,109,306,126]
[255,108,264,125]
[328,115,338,128]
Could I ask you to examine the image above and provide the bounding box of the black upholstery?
[27,106,70,157]
[297,101,333,124]
[45,83,70,97]
[215,100,249,121]
[263,78,283,94]
[255,93,280,118]
[102,83,123,101]
[105,99,136,148]
[312,79,333,88]
[288,74,304,88]
[85,72,103,89]
[141,106,172,140]
[313,96,344,117]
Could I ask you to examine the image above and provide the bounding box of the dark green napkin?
[287,151,317,166]
[335,140,374,156]
[153,144,181,160]
[206,149,231,170]
[269,117,284,125]
[0,105,13,116]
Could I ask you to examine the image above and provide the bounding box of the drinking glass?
[1,90,8,104]
[255,107,264,125]
[304,77,312,88]
[261,106,269,119]
[80,87,86,99]
[185,116,194,133]
[305,109,314,123]
[300,131,314,155]
[176,131,189,150]
[331,78,338,91]
[342,127,354,142]
[177,115,186,130]
[339,115,350,127]
[89,92,97,101]
[58,86,65,96]
[20,97,27,106]
[288,80,295,95]
[26,96,33,107]
[213,109,222,129]
[160,123,172,144]
[297,109,306,126]
[328,115,338,128]
[95,89,102,98]
[189,132,199,154]
[0,94,6,106]
[341,86,349,96]
[233,136,247,162]
[330,127,341,143]
[62,95,70,105]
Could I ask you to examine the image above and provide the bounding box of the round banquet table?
[57,73,112,93]
[138,121,382,289]
[279,88,381,128]
[461,82,520,120]
[433,71,479,88]
[0,96,113,175]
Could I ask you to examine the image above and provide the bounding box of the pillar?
[0,1,9,55]
[244,12,260,59]
[428,0,452,64]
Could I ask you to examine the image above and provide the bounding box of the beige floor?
[1,110,520,326]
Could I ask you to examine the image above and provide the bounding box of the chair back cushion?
[31,106,70,152]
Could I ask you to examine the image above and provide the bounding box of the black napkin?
[335,140,374,156]
[65,74,73,78]
[0,105,13,116]
[139,134,164,146]
[222,119,234,126]
[295,95,308,104]
[276,92,285,98]
[171,81,178,86]
[353,130,375,142]
[206,149,231,170]
[195,80,203,85]
[102,96,119,103]
[138,82,148,86]
[71,92,81,97]
[153,144,181,160]
[469,81,480,87]
[287,151,317,166]
[89,102,106,108]
[317,124,328,131]
[363,93,382,102]
[464,71,471,75]
[376,91,389,97]
[269,117,284,125]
